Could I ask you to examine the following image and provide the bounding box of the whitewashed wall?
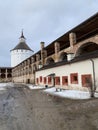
[36,58,98,91]
[11,49,33,67]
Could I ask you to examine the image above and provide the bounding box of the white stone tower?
[10,31,33,67]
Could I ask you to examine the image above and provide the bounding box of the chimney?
[40,42,44,50]
[69,32,76,47]
[40,42,45,66]
[54,42,60,53]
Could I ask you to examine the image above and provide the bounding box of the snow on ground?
[0,83,7,91]
[44,87,98,99]
[0,82,14,87]
[0,83,7,87]
[27,85,98,99]
[27,84,45,90]
[0,82,14,91]
[0,83,98,99]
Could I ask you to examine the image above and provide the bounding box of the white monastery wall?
[36,58,98,91]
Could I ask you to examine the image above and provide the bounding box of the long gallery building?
[0,13,98,92]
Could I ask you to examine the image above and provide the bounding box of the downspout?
[90,59,96,91]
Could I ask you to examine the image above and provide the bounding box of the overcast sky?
[0,0,97,67]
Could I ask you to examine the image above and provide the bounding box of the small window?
[70,73,78,84]
[40,76,42,82]
[74,76,78,81]
[55,76,60,85]
[62,76,68,85]
[48,77,52,84]
[44,77,47,84]
[81,74,92,87]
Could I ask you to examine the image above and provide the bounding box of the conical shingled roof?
[11,31,32,51]
[12,41,32,51]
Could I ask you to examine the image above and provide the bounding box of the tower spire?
[20,29,26,39]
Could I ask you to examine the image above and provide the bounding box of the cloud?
[0,0,97,66]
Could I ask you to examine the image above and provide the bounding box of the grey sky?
[0,0,97,67]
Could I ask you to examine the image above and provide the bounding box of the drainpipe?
[90,59,96,91]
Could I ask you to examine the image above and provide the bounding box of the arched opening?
[59,52,67,62]
[1,74,6,78]
[76,42,98,57]
[7,74,12,78]
[46,57,54,65]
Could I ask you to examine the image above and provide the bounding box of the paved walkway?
[0,84,98,130]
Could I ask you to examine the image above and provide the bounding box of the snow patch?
[0,83,7,87]
[44,87,98,99]
[0,82,14,91]
[27,84,45,89]
[0,83,7,91]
